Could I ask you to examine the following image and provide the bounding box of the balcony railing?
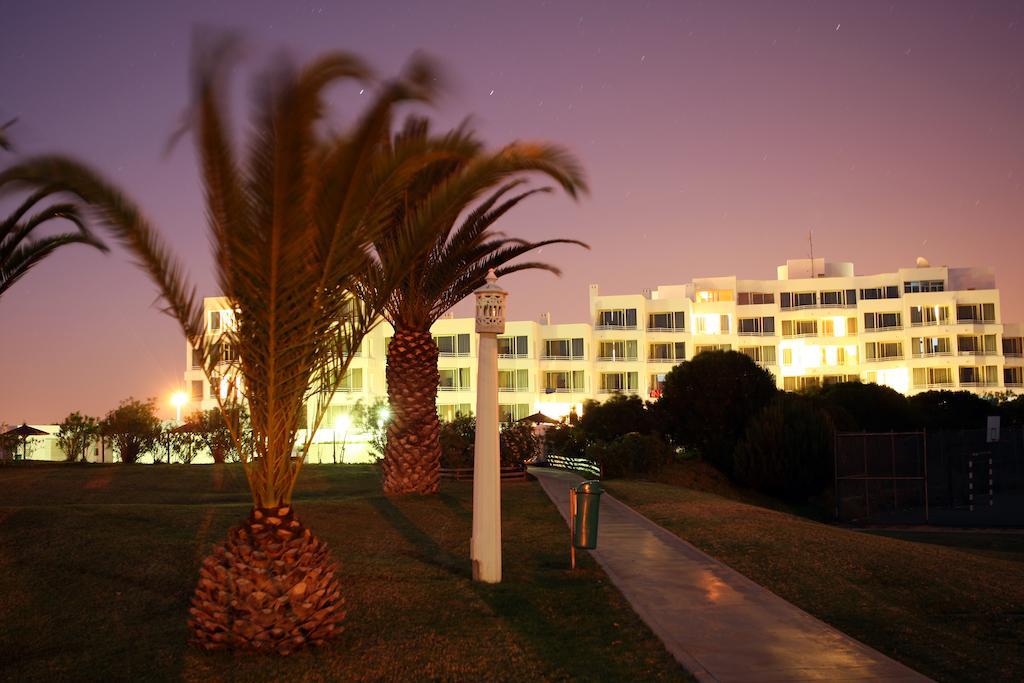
[956,317,996,324]
[910,320,946,327]
[1005,381,1023,388]
[781,331,818,339]
[957,350,997,357]
[597,355,638,362]
[597,387,638,395]
[780,303,819,311]
[543,387,582,394]
[911,350,952,358]
[647,357,679,363]
[864,355,904,363]
[438,351,471,358]
[1004,351,1024,358]
[819,302,856,309]
[913,381,954,389]
[498,353,530,359]
[863,325,903,333]
[540,354,586,361]
[738,330,775,337]
[498,386,528,393]
[646,326,686,332]
[958,380,999,388]
[438,385,470,392]
[595,323,637,331]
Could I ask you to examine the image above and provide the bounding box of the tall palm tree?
[0,40,461,654]
[357,118,588,495]
[1,117,108,299]
[1,188,108,299]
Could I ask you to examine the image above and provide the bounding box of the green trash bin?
[572,480,604,549]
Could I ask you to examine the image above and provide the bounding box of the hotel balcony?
[864,355,904,363]
[647,357,680,363]
[595,323,637,331]
[597,355,638,362]
[913,381,954,390]
[958,381,999,388]
[862,325,903,334]
[646,325,686,332]
[911,350,952,358]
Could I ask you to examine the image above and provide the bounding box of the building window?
[783,376,821,392]
[1004,367,1023,387]
[596,308,637,329]
[544,370,586,392]
[694,314,730,334]
[910,337,950,357]
[956,303,996,323]
[439,367,471,391]
[740,345,776,364]
[957,334,997,355]
[1003,337,1023,357]
[498,369,529,392]
[543,338,585,360]
[738,316,774,335]
[497,335,529,358]
[599,372,639,393]
[904,280,944,293]
[737,291,774,305]
[191,380,204,401]
[865,341,903,361]
[864,312,902,331]
[913,367,953,388]
[336,368,363,392]
[436,333,471,357]
[909,305,949,326]
[820,289,856,307]
[859,286,900,300]
[437,403,473,421]
[598,340,638,361]
[209,311,221,331]
[781,320,817,337]
[647,311,685,331]
[191,348,203,369]
[695,289,734,303]
[696,343,731,355]
[499,403,531,424]
[959,365,997,386]
[648,342,685,362]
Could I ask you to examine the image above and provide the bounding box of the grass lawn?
[605,467,1024,683]
[0,462,687,682]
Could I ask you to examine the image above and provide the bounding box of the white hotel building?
[183,258,1024,461]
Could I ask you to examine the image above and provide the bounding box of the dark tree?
[577,394,651,444]
[817,381,918,432]
[656,350,777,475]
[909,390,997,431]
[101,397,162,464]
[734,393,834,502]
[55,411,99,462]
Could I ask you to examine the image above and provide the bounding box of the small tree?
[56,411,99,462]
[188,407,246,464]
[577,394,651,444]
[656,350,777,476]
[101,397,162,464]
[352,398,390,460]
[734,393,834,503]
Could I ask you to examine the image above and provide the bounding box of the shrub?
[101,397,162,464]
[817,381,917,432]
[733,393,833,502]
[586,432,674,479]
[543,423,588,459]
[56,411,99,462]
[657,350,777,475]
[578,394,651,443]
[439,415,475,468]
[499,422,541,467]
[909,390,997,431]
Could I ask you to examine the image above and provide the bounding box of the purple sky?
[1,1,1022,422]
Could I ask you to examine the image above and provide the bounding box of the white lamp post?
[471,268,507,583]
[170,390,189,424]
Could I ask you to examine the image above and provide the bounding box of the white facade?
[184,258,1024,462]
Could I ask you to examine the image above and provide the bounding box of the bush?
[577,395,651,443]
[909,390,996,431]
[656,350,777,475]
[101,397,162,464]
[733,393,833,502]
[542,423,587,460]
[585,433,674,479]
[439,415,475,468]
[817,381,917,432]
[499,422,540,467]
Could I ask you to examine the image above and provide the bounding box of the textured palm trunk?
[188,506,345,654]
[382,327,442,494]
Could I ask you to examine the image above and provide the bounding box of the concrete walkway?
[531,467,930,682]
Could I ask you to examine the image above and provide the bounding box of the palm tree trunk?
[383,327,441,494]
[189,505,345,654]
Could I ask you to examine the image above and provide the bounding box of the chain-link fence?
[836,427,1024,526]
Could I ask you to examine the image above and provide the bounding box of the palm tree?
[1,117,108,299]
[0,40,460,654]
[1,188,108,299]
[357,118,588,495]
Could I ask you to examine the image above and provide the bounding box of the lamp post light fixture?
[471,268,507,583]
[170,390,189,424]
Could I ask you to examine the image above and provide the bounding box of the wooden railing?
[439,466,529,482]
[545,454,601,479]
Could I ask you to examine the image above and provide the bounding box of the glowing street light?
[170,390,189,424]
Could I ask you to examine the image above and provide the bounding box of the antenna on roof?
[808,230,815,278]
